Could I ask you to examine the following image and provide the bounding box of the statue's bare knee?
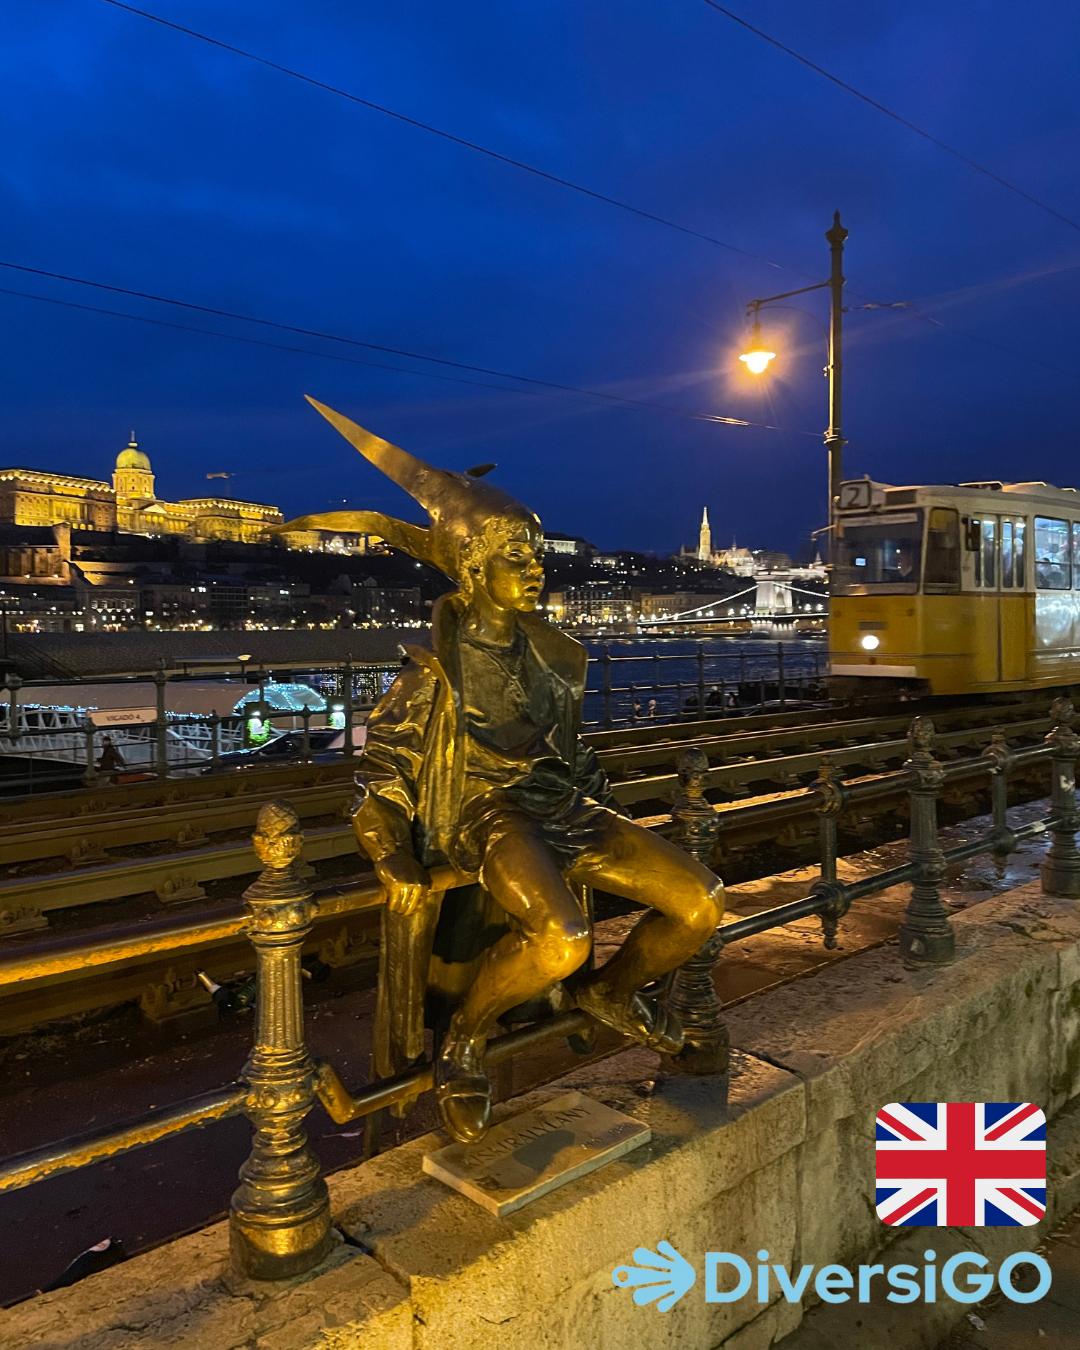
[534,916,591,982]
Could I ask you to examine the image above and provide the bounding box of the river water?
[581,635,828,728]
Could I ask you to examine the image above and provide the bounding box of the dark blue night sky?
[2,1,1079,557]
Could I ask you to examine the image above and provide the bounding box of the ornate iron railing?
[1,698,1077,1279]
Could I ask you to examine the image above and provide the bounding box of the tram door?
[970,516,1000,683]
[969,513,1027,683]
[998,515,1027,681]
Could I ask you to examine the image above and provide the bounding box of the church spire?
[698,507,712,562]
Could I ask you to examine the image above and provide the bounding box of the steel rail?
[0,867,468,992]
[0,712,1063,1043]
[0,1085,249,1192]
[0,779,350,865]
[614,715,1050,804]
[593,700,1053,774]
[0,822,362,915]
[0,759,355,831]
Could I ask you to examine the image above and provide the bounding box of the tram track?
[0,693,1055,929]
[0,691,1047,851]
[0,693,1062,1039]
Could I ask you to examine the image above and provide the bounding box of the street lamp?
[739,211,849,552]
[738,320,776,375]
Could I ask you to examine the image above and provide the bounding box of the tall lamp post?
[739,211,849,557]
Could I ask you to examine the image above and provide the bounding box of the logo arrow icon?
[612,1240,697,1311]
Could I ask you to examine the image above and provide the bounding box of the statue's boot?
[575,981,685,1056]
[435,1035,491,1144]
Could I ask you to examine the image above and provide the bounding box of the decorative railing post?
[230,801,332,1280]
[1041,697,1080,897]
[899,716,954,967]
[813,757,846,886]
[665,747,728,1076]
[81,718,99,789]
[981,728,1015,869]
[342,658,355,757]
[601,643,613,730]
[153,667,168,779]
[5,673,22,737]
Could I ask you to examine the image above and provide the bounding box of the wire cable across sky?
[97,0,1080,388]
[701,1,1080,235]
[0,265,819,436]
[99,0,810,280]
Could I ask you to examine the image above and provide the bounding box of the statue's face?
[482,528,545,611]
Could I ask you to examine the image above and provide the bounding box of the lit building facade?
[1,441,285,545]
[557,583,635,626]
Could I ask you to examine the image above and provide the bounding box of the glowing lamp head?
[860,634,881,651]
[738,321,775,375]
[740,349,775,375]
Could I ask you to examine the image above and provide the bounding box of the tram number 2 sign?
[838,481,876,511]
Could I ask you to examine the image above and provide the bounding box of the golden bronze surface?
[228,800,333,1280]
[280,400,725,1145]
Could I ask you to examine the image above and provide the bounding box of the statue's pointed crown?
[273,398,540,581]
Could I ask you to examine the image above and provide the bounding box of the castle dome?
[116,439,151,471]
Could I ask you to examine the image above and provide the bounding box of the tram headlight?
[860,634,881,651]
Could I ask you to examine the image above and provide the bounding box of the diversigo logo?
[611,1244,1051,1311]
[612,1102,1051,1313]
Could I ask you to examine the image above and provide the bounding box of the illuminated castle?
[0,439,354,549]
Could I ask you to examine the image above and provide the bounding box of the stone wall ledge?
[2,878,1078,1350]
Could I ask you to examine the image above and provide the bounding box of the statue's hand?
[375,851,430,916]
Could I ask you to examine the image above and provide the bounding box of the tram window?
[833,511,921,592]
[1034,517,1070,589]
[924,507,960,588]
[1001,520,1025,587]
[1072,522,1080,588]
[981,518,996,589]
[1015,519,1026,587]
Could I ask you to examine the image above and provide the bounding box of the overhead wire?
[100,0,1080,384]
[6,0,1063,456]
[0,275,819,435]
[700,1,1080,234]
[848,297,1079,382]
[99,0,810,279]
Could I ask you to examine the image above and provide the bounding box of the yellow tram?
[829,477,1080,699]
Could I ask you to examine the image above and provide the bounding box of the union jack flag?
[875,1102,1046,1226]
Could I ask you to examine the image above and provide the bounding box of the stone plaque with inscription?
[421,1090,651,1217]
